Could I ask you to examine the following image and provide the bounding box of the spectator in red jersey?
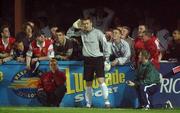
[142,30,160,70]
[134,24,148,50]
[134,24,148,67]
[37,59,66,107]
[26,31,54,71]
[0,25,15,64]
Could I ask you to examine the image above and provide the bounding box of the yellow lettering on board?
[65,68,75,94]
[0,71,3,81]
[74,73,84,92]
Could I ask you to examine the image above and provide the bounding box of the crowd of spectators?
[1,7,179,67]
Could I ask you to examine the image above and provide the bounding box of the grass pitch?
[0,107,179,113]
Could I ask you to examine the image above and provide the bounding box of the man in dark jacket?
[127,50,160,110]
[37,59,66,107]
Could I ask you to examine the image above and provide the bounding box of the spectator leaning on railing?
[141,30,160,70]
[0,25,15,65]
[110,28,131,66]
[26,31,54,71]
[13,41,26,63]
[54,29,73,60]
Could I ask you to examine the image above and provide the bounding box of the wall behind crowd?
[24,0,180,32]
[0,0,180,36]
[0,0,14,35]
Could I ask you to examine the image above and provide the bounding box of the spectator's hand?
[61,56,68,60]
[55,55,61,59]
[16,57,25,62]
[111,59,118,66]
[2,57,13,63]
[37,89,47,99]
[37,88,44,92]
[31,58,38,64]
[55,55,68,60]
[126,80,135,87]
[1,53,9,58]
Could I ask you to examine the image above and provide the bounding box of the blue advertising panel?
[0,60,138,107]
[0,60,179,108]
[152,62,180,108]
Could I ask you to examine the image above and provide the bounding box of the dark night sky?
[0,0,180,35]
